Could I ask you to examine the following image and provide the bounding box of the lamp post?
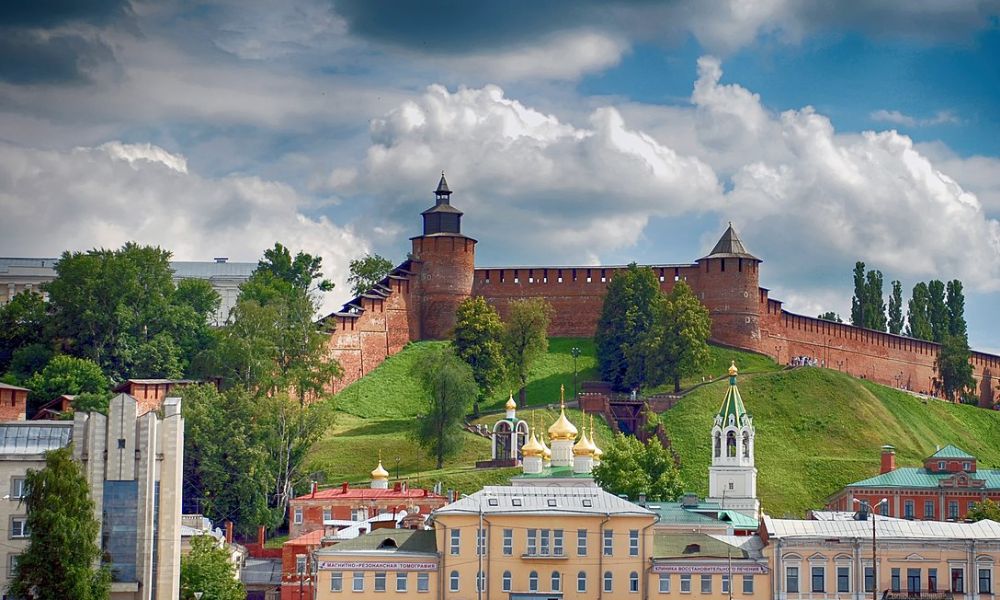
[395,456,401,481]
[571,347,581,400]
[855,497,888,600]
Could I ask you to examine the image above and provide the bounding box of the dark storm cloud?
[0,0,131,27]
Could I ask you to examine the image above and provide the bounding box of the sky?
[1,1,999,352]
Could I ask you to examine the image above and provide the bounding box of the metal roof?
[433,485,653,517]
[0,382,29,392]
[847,467,1000,489]
[0,422,72,455]
[654,533,749,559]
[0,257,255,280]
[764,516,1000,540]
[701,224,759,261]
[716,379,748,423]
[241,559,281,586]
[929,445,976,459]
[317,528,437,556]
[510,465,595,480]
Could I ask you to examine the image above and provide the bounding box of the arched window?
[714,433,721,458]
[529,571,539,592]
[502,571,512,592]
[742,431,751,458]
[552,571,561,591]
[630,571,640,593]
[578,571,587,593]
[727,431,737,457]
[604,571,614,593]
[450,570,460,592]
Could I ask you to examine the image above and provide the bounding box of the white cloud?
[870,109,961,127]
[0,141,367,313]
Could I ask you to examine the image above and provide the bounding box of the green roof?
[511,466,594,480]
[651,502,758,530]
[653,533,748,559]
[848,467,1000,490]
[719,510,760,529]
[717,380,747,422]
[929,445,975,460]
[318,529,437,555]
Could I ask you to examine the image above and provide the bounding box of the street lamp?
[571,347,581,400]
[855,497,888,600]
[395,456,401,481]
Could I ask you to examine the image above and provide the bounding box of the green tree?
[8,343,55,382]
[817,311,842,323]
[864,269,887,331]
[907,282,933,340]
[935,334,974,402]
[256,242,334,293]
[413,346,477,468]
[888,280,904,335]
[9,445,110,600]
[850,261,866,327]
[946,279,967,339]
[180,535,246,600]
[0,291,47,373]
[640,281,712,393]
[71,391,113,416]
[595,264,660,391]
[966,498,1000,522]
[927,279,948,342]
[453,297,506,409]
[25,355,108,415]
[502,298,553,406]
[347,253,395,297]
[593,433,683,501]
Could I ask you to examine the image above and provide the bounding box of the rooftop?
[316,528,437,556]
[653,532,753,560]
[764,516,1000,540]
[0,382,29,392]
[0,257,256,279]
[929,445,976,460]
[433,485,653,517]
[651,501,758,530]
[292,486,445,502]
[701,223,759,261]
[0,422,72,455]
[511,465,595,480]
[846,466,1000,489]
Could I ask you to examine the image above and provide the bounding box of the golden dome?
[548,408,578,441]
[593,444,603,461]
[505,393,517,411]
[728,361,738,377]
[371,460,389,480]
[542,445,552,462]
[573,430,596,456]
[521,431,544,458]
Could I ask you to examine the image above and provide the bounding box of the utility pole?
[571,347,581,400]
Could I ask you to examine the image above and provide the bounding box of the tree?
[502,298,553,406]
[907,282,933,340]
[180,535,246,600]
[452,297,506,409]
[25,355,108,416]
[864,269,887,331]
[347,253,395,297]
[935,334,974,402]
[946,279,967,339]
[0,291,47,373]
[850,261,866,327]
[413,346,477,468]
[888,280,904,335]
[592,432,683,501]
[594,264,660,391]
[256,242,333,293]
[7,343,55,382]
[817,312,842,323]
[71,391,113,416]
[966,498,1000,522]
[640,281,712,393]
[927,279,948,343]
[9,445,110,600]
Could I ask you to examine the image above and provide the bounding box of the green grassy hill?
[663,367,1000,517]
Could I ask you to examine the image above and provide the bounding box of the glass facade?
[102,480,139,583]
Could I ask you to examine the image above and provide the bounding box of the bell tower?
[707,362,759,520]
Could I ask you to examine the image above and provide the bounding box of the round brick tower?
[410,173,477,340]
[694,223,762,352]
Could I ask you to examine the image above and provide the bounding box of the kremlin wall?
[323,175,999,407]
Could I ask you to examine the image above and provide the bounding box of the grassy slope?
[662,367,1000,517]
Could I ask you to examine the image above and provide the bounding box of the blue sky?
[0,1,998,352]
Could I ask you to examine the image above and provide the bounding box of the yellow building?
[314,528,439,597]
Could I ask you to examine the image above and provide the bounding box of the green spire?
[717,361,748,423]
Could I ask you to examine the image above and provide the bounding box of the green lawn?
[661,367,1000,517]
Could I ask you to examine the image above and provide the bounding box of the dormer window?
[512,498,522,507]
[963,462,971,471]
[488,498,499,507]
[582,499,593,507]
[547,498,557,507]
[683,544,701,554]
[938,461,945,470]
[378,538,398,549]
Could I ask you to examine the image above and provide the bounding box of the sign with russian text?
[317,561,437,571]
[652,564,768,574]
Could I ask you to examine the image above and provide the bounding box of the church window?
[742,431,750,458]
[714,433,721,458]
[727,432,737,457]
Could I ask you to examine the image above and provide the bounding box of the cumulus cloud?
[870,109,961,127]
[0,142,367,313]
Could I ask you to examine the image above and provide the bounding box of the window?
[864,567,875,593]
[908,568,921,593]
[477,571,485,592]
[963,462,971,471]
[353,572,364,592]
[293,506,303,524]
[925,500,935,520]
[577,529,588,556]
[880,501,890,516]
[351,508,366,521]
[578,571,587,593]
[786,567,799,593]
[939,461,946,470]
[552,571,561,592]
[528,528,537,555]
[540,528,550,555]
[554,529,564,556]
[904,500,914,519]
[742,575,754,595]
[502,571,512,592]
[9,517,28,539]
[980,568,992,594]
[503,528,513,555]
[928,568,938,593]
[952,568,964,593]
[582,498,593,507]
[322,507,332,522]
[477,527,486,556]
[417,573,429,593]
[512,497,522,506]
[374,572,386,592]
[837,567,850,593]
[331,571,342,592]
[488,497,498,507]
[681,574,692,593]
[811,566,825,593]
[949,501,959,520]
[450,529,460,555]
[604,529,614,556]
[629,529,639,556]
[450,570,460,593]
[604,571,613,593]
[295,555,307,575]
[529,571,539,592]
[10,478,25,500]
[727,431,737,457]
[701,575,712,594]
[722,574,730,594]
[396,572,407,592]
[630,571,640,593]
[659,574,671,593]
[891,568,901,592]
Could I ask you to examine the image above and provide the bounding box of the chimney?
[311,481,318,497]
[880,445,896,474]
[225,521,234,544]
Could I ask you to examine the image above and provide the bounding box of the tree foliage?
[817,312,842,323]
[945,279,967,339]
[25,354,108,415]
[0,291,47,373]
[180,535,246,600]
[256,242,334,293]
[850,262,887,331]
[9,445,110,600]
[907,282,933,340]
[502,298,552,406]
[593,433,683,501]
[347,253,395,297]
[966,498,1000,522]
[595,264,660,391]
[639,281,712,393]
[887,280,904,335]
[413,346,477,468]
[935,334,974,402]
[453,297,506,405]
[927,279,948,343]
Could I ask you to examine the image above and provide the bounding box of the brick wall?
[410,234,476,340]
[0,388,26,421]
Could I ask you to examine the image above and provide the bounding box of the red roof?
[292,486,446,502]
[285,529,325,547]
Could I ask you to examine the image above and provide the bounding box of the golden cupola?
[573,429,596,456]
[590,415,603,461]
[521,431,544,458]
[548,385,578,441]
[371,460,389,480]
[505,393,518,411]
